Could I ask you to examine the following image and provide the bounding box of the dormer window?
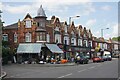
[26,20,31,28]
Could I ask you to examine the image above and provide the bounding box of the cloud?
[0,2,3,10]
[86,19,96,28]
[103,23,118,39]
[3,5,31,14]
[101,5,112,11]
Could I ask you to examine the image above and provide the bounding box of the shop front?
[17,43,43,63]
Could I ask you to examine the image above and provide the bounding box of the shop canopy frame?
[17,43,42,54]
[46,44,64,53]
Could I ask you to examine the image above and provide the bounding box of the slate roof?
[4,23,18,29]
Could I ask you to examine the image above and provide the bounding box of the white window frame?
[26,20,31,28]
[64,36,69,45]
[47,34,50,43]
[78,39,82,46]
[25,32,31,42]
[55,27,59,31]
[2,34,8,41]
[84,40,88,47]
[55,34,61,43]
[64,26,67,33]
[14,32,17,43]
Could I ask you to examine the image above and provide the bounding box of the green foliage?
[2,47,14,65]
[112,36,120,41]
[2,40,9,47]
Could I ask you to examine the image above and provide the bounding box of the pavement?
[0,71,7,79]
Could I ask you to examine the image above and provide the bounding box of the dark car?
[75,55,89,64]
[92,56,104,62]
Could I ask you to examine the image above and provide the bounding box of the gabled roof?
[68,21,77,35]
[24,13,32,20]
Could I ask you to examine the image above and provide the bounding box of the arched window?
[25,32,31,42]
[2,34,8,41]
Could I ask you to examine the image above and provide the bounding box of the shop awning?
[46,44,64,53]
[17,43,42,54]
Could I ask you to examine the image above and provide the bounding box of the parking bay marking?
[78,69,87,72]
[58,73,72,78]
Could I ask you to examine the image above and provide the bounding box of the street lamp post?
[101,28,109,49]
[101,28,109,56]
[66,15,80,60]
[69,16,80,26]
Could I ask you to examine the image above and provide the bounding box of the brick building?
[3,5,118,62]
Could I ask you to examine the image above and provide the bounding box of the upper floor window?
[64,36,69,45]
[26,20,31,28]
[25,32,31,42]
[2,34,8,41]
[71,38,76,46]
[78,39,82,46]
[79,30,81,37]
[55,27,59,31]
[84,40,88,47]
[14,32,17,43]
[36,32,46,41]
[84,34,86,37]
[46,34,50,43]
[64,26,67,33]
[55,34,61,43]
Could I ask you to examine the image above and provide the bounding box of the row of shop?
[16,43,95,63]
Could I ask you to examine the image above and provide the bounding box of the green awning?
[17,43,42,54]
[46,44,63,53]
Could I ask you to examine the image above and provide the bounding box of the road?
[3,58,119,78]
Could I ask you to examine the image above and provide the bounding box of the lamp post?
[101,28,109,49]
[66,15,80,60]
[101,28,109,57]
[69,15,80,26]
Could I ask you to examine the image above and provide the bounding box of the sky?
[0,0,119,39]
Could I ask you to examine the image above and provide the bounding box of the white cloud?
[93,31,100,38]
[3,4,32,14]
[101,5,112,11]
[103,23,118,39]
[0,2,4,10]
[113,23,118,37]
[86,19,96,28]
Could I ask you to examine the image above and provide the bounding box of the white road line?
[58,73,72,78]
[78,69,87,72]
[88,66,96,69]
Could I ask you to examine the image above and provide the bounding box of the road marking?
[88,66,96,69]
[78,69,87,72]
[58,73,72,78]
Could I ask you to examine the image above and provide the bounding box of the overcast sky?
[0,0,119,39]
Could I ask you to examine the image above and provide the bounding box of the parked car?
[103,54,112,61]
[75,55,89,64]
[113,53,120,58]
[92,56,104,62]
